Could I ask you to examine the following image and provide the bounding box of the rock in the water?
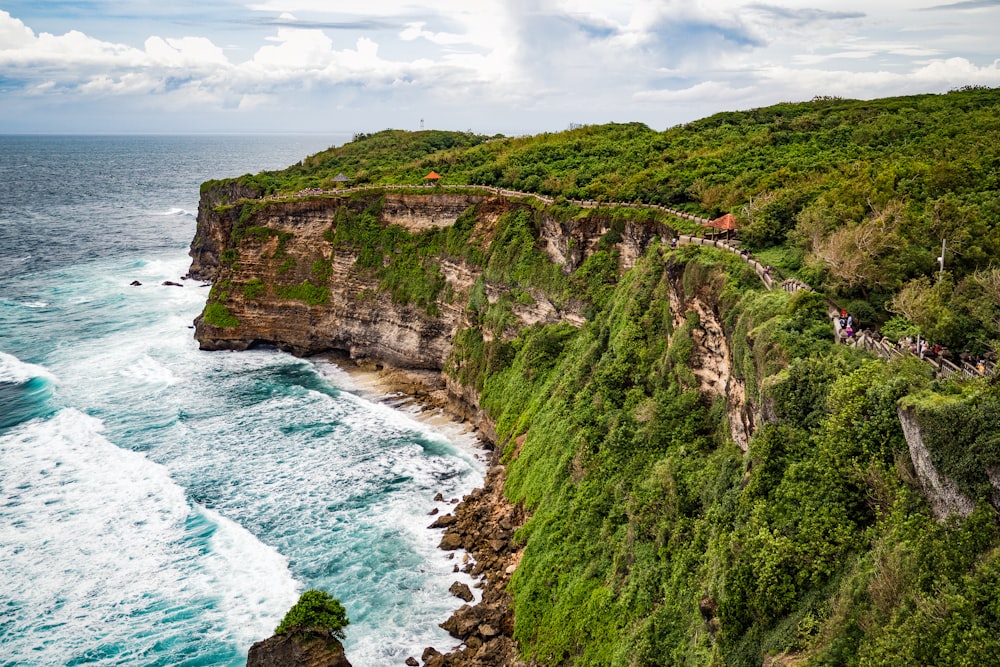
[449,581,474,602]
[428,514,457,528]
[130,280,142,286]
[439,532,463,550]
[162,280,183,287]
[428,507,439,516]
[422,647,444,667]
[405,657,419,666]
[433,493,445,502]
[245,630,352,667]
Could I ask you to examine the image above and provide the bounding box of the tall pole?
[937,238,946,283]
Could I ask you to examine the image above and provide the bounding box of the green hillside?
[456,246,1000,666]
[228,87,1000,356]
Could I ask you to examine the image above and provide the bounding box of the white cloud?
[756,56,1000,100]
[0,3,997,133]
[0,10,34,49]
[251,28,336,68]
[144,36,230,68]
[634,79,758,103]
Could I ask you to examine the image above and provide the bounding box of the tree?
[887,275,962,348]
[811,199,904,295]
[275,590,350,639]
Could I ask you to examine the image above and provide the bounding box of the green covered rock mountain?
[190,88,1000,666]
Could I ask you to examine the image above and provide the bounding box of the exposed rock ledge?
[246,630,352,667]
[897,406,976,520]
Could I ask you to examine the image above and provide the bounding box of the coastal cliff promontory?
[190,187,671,409]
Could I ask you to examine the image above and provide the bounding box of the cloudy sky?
[1,1,998,135]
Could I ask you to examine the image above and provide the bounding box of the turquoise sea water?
[0,136,484,666]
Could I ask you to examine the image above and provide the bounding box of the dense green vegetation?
[275,590,350,639]
[447,244,1000,665]
[223,87,1000,355]
[202,302,239,328]
[901,386,1000,501]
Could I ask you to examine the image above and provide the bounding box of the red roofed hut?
[423,171,442,186]
[704,213,738,240]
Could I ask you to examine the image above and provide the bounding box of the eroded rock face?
[189,181,265,280]
[666,258,755,451]
[246,631,352,667]
[190,192,591,368]
[897,406,976,520]
[381,193,486,232]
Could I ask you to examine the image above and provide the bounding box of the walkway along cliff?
[189,184,1000,667]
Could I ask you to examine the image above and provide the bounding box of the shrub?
[202,303,239,328]
[243,278,265,300]
[276,280,330,305]
[275,590,349,639]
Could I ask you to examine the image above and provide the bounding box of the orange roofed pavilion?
[706,213,737,231]
[423,171,442,180]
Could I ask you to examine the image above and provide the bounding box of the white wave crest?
[0,350,59,384]
[0,408,301,666]
[154,207,194,217]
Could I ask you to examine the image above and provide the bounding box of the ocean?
[0,135,485,666]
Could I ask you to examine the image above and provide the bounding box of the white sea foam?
[154,207,194,217]
[0,296,48,309]
[119,353,177,386]
[199,506,301,639]
[5,249,488,666]
[0,408,300,666]
[0,350,59,384]
[144,376,485,665]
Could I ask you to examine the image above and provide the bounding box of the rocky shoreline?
[427,452,530,667]
[316,354,531,667]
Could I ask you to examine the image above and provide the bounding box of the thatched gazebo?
[332,173,350,188]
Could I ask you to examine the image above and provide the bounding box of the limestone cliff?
[897,406,977,520]
[189,188,669,380]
